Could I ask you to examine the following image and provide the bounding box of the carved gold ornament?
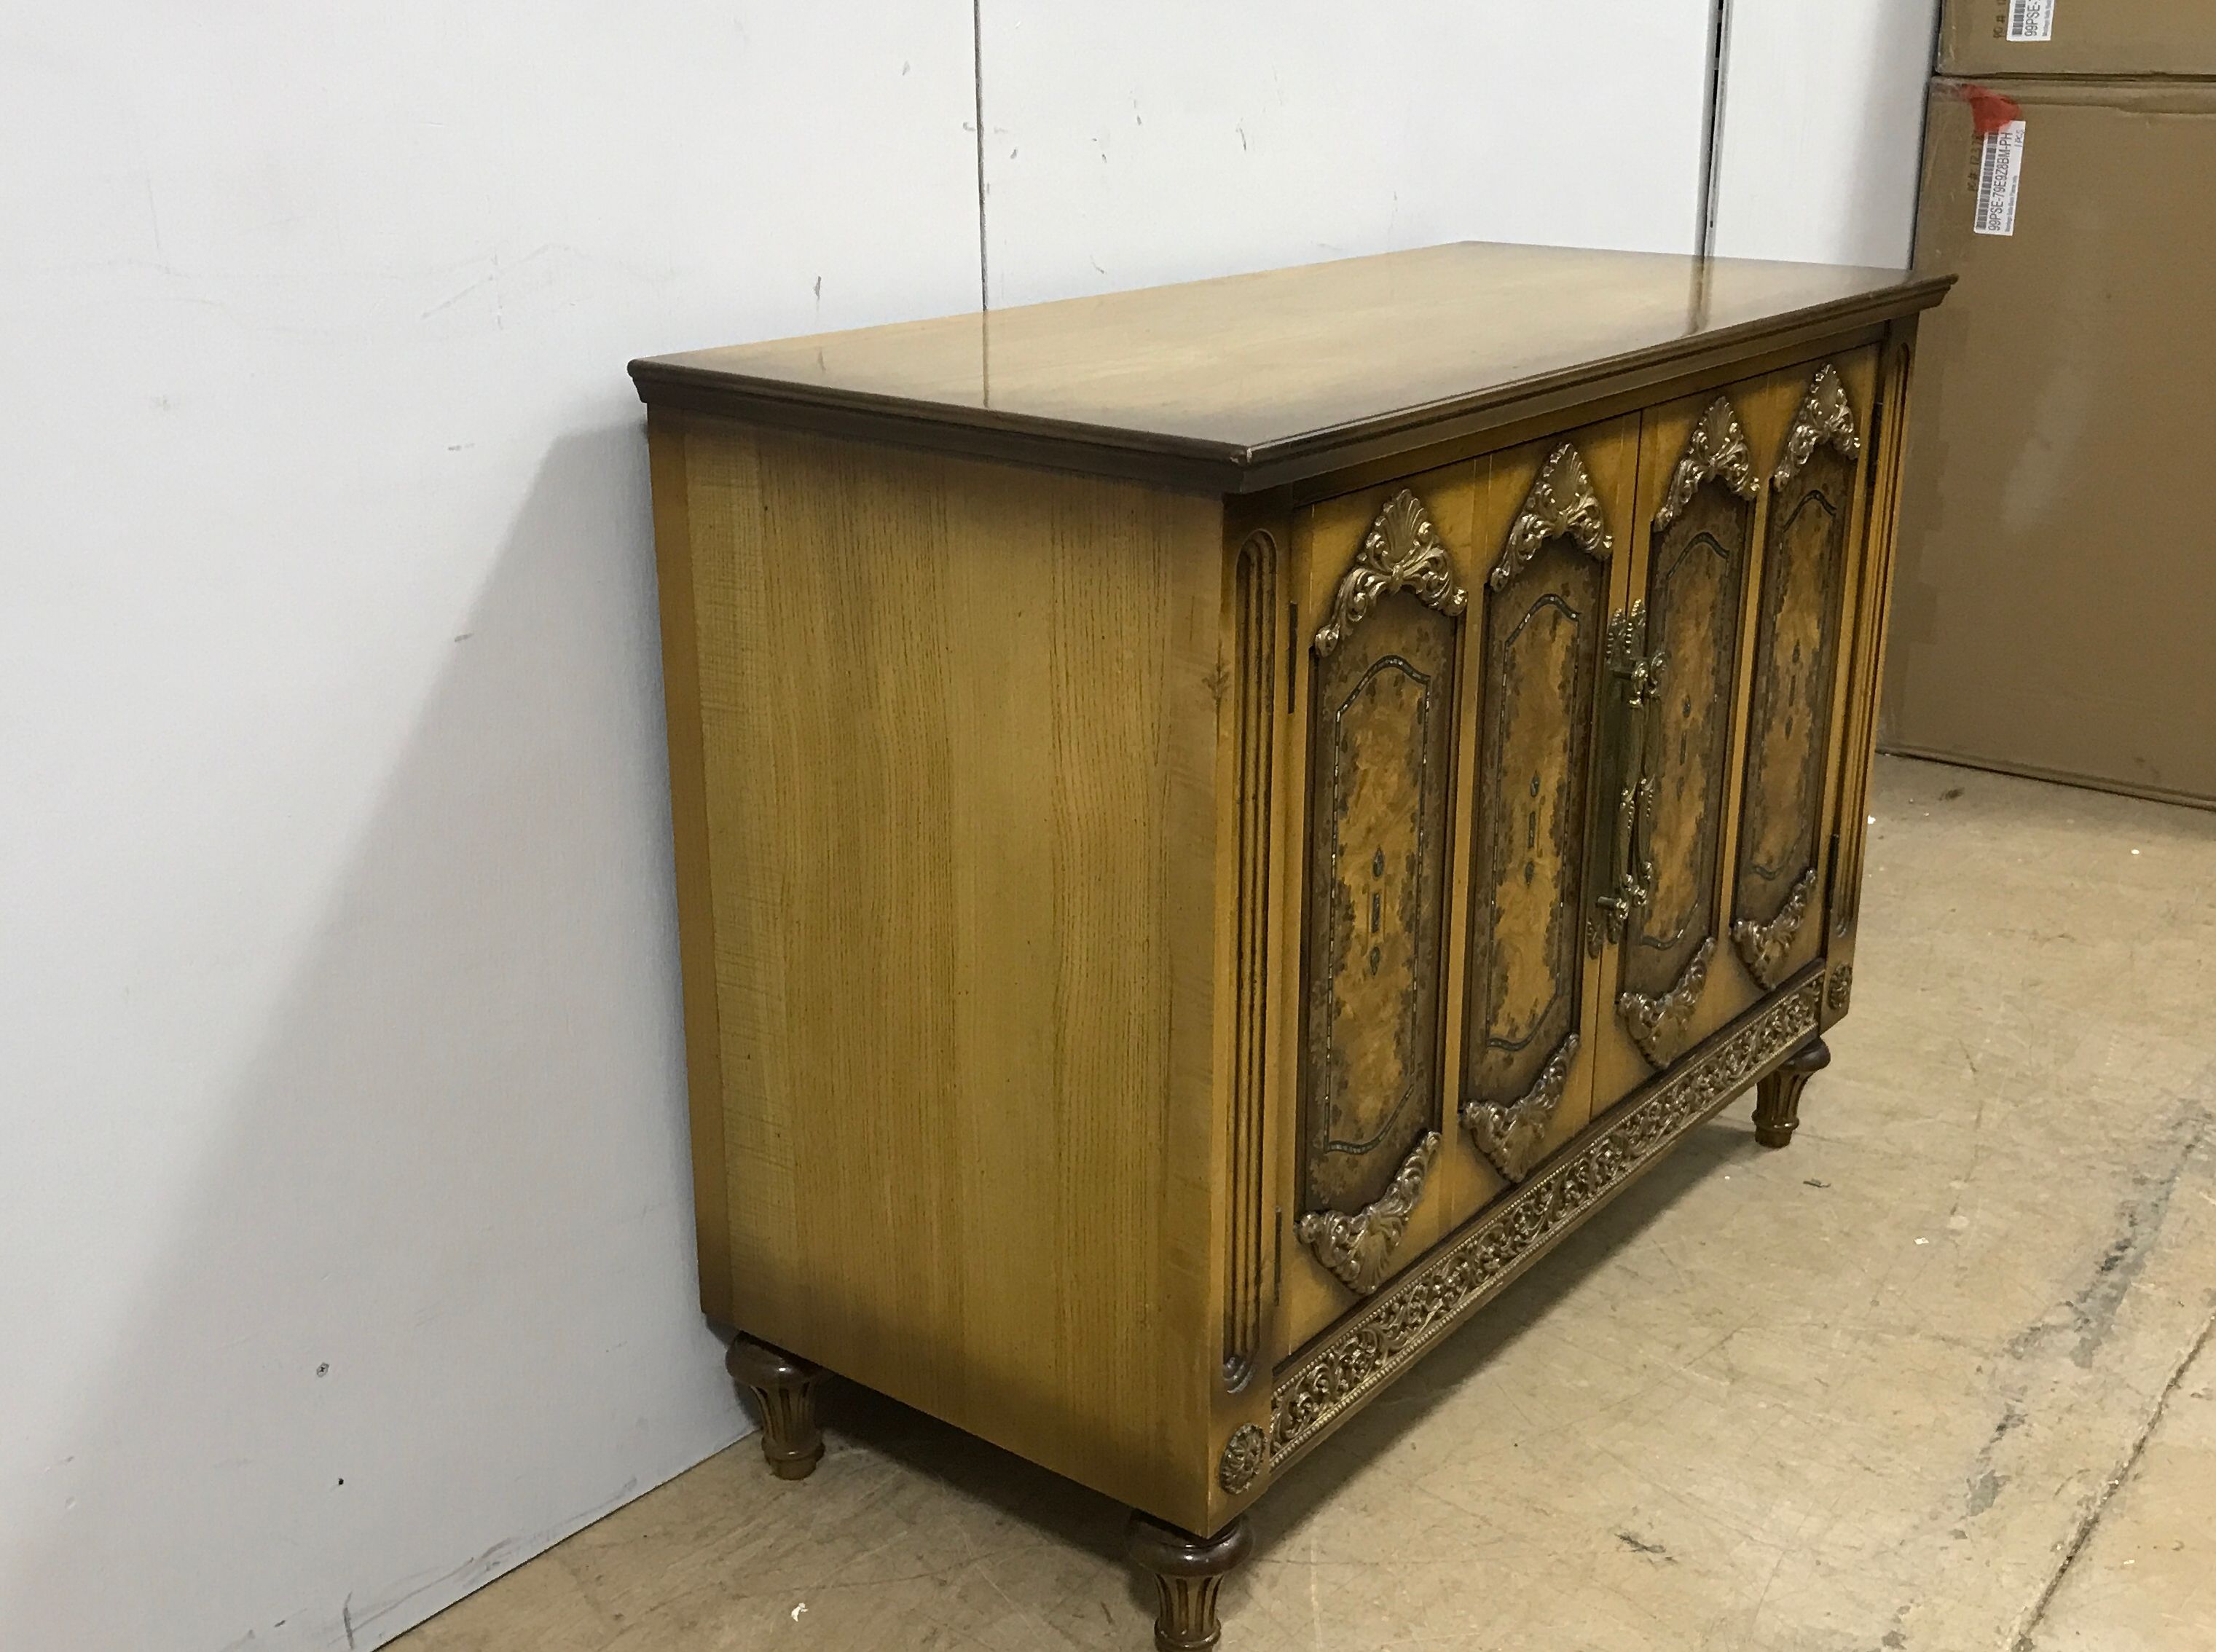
[1461,1034,1578,1183]
[1270,975,1824,1471]
[1654,397,1758,533]
[1313,489,1466,657]
[1619,936,1715,1069]
[1732,868,1819,989]
[1490,442,1613,590]
[1772,365,1861,487]
[1217,1423,1267,1495]
[1297,1132,1441,1294]
[1828,963,1853,1014]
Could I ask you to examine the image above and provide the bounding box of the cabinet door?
[1454,428,1636,1191]
[1595,391,1763,1091]
[1730,357,1873,991]
[1288,477,1474,1313]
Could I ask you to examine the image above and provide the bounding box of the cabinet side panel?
[1827,326,1920,1023]
[648,412,734,1322]
[683,420,1224,1522]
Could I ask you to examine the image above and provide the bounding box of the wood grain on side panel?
[674,415,1226,1530]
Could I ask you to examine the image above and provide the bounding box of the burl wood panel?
[1461,452,1611,1182]
[653,410,1230,1532]
[1278,470,1477,1341]
[1301,588,1457,1215]
[1733,366,1861,989]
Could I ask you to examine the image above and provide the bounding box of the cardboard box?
[1938,0,2216,78]
[1883,79,2216,807]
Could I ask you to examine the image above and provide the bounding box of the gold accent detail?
[1297,1132,1441,1295]
[1732,867,1819,989]
[1217,1423,1267,1495]
[1655,396,1758,533]
[1270,977,1824,1470]
[1461,1033,1578,1183]
[1490,442,1613,590]
[1772,364,1861,487]
[1590,603,1666,953]
[1618,936,1714,1069]
[1314,489,1466,657]
[1828,964,1852,1014]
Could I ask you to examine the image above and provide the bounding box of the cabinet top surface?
[631,241,1945,491]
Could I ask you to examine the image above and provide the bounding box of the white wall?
[1711,0,1941,267]
[0,7,979,1651]
[979,0,1719,307]
[0,5,1934,1650]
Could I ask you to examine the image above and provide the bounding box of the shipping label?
[1973,120,2027,236]
[2006,0,2055,42]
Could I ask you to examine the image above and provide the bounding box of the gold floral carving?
[1489,443,1613,591]
[1461,1034,1578,1183]
[1772,364,1861,487]
[1654,397,1758,533]
[1270,975,1824,1471]
[1313,489,1466,658]
[1217,1423,1267,1495]
[1828,963,1853,1014]
[1732,868,1819,989]
[1618,936,1714,1069]
[1297,1132,1441,1295]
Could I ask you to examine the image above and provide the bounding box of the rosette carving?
[1618,936,1715,1069]
[1313,489,1466,657]
[1297,1132,1440,1295]
[1654,397,1757,533]
[1490,442,1612,591]
[1772,364,1861,487]
[1461,1034,1578,1183]
[1732,868,1819,988]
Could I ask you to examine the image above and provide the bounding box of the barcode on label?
[2007,0,2054,42]
[1973,120,2026,235]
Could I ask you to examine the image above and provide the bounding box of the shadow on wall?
[9,428,743,1652]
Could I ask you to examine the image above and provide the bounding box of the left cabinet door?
[1450,423,1641,1203]
[1279,466,1477,1345]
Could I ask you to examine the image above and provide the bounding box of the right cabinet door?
[1592,385,1764,1101]
[1589,354,1877,1110]
[1729,353,1877,996]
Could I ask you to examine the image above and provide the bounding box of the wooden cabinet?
[632,244,1944,1650]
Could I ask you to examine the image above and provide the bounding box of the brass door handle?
[1590,602,1667,951]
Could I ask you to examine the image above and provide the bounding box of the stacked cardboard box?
[1885,7,2216,805]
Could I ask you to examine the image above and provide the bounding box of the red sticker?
[1958,82,2024,136]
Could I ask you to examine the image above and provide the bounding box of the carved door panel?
[1281,468,1477,1342]
[1446,422,1640,1217]
[1591,389,1764,1103]
[1731,354,1875,994]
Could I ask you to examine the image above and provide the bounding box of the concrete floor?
[394,757,2216,1652]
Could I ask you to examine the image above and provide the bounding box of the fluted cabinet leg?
[1127,1512,1251,1651]
[726,1336,824,1480]
[1753,1036,1831,1149]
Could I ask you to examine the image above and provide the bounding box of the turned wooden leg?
[726,1336,824,1480]
[1753,1036,1831,1149]
[1128,1511,1251,1652]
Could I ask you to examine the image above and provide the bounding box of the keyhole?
[1525,771,1540,884]
[1367,848,1386,974]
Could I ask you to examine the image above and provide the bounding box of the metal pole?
[1695,0,1735,259]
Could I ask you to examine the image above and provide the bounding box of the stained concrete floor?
[394,757,2216,1652]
